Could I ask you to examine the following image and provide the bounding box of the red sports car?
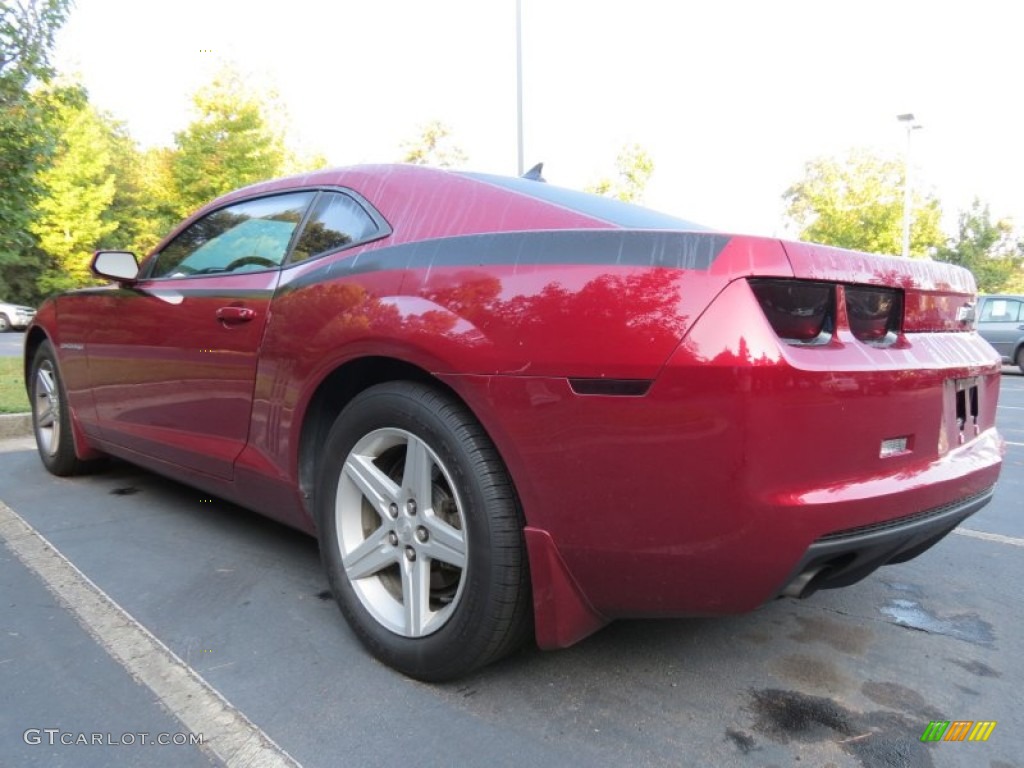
[25,164,1004,680]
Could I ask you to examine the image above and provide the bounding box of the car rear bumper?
[775,486,994,599]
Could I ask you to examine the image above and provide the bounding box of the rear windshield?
[460,172,711,231]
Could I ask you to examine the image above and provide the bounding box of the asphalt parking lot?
[0,331,26,357]
[1,372,1021,768]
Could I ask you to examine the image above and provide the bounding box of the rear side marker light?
[568,378,652,397]
[749,279,835,345]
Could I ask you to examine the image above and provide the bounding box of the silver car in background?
[976,294,1024,373]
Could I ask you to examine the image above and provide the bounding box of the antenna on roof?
[521,162,546,182]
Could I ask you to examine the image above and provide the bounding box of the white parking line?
[954,528,1024,548]
[998,405,1024,410]
[1006,441,1024,447]
[0,500,300,768]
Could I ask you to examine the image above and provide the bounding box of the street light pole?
[515,0,524,175]
[897,113,922,258]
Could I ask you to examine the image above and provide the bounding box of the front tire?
[0,314,10,333]
[316,381,531,681]
[1017,347,1024,375]
[30,341,95,476]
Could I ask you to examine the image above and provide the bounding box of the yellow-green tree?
[783,149,943,257]
[170,67,287,216]
[30,85,119,294]
[0,0,73,301]
[99,138,180,257]
[400,120,468,168]
[934,200,1023,292]
[586,143,654,203]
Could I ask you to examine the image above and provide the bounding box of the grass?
[0,357,29,414]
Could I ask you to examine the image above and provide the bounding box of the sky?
[53,0,1022,239]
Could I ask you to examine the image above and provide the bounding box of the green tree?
[586,143,655,203]
[0,0,71,87]
[170,67,287,216]
[30,84,120,294]
[400,120,468,168]
[783,149,943,258]
[0,0,73,302]
[934,200,1023,293]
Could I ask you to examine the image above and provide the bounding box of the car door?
[977,297,1023,360]
[85,191,316,479]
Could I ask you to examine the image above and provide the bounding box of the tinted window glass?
[459,172,711,231]
[150,192,315,278]
[980,299,1022,323]
[291,192,379,262]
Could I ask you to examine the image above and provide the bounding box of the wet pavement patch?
[109,486,140,496]
[860,682,943,720]
[770,653,847,691]
[749,689,854,742]
[947,658,1000,677]
[789,614,872,655]
[880,598,996,648]
[725,728,757,754]
[315,590,332,601]
[749,688,935,768]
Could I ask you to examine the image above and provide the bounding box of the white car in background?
[0,300,36,332]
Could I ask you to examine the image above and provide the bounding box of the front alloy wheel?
[317,381,531,681]
[30,341,94,476]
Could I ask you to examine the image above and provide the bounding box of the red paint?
[28,165,1005,650]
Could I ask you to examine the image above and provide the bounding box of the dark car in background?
[976,294,1024,372]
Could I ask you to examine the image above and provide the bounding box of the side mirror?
[91,251,139,283]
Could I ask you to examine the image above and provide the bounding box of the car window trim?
[140,190,317,282]
[140,187,392,282]
[281,186,393,269]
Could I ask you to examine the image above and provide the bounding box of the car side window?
[149,192,316,279]
[290,192,379,263]
[979,299,1022,323]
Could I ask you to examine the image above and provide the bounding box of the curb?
[0,413,32,439]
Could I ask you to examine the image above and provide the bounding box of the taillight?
[749,279,835,344]
[846,285,903,344]
[750,279,904,346]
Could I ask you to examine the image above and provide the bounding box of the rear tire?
[316,381,531,681]
[0,314,10,333]
[30,341,96,476]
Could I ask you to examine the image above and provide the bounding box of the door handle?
[216,306,256,323]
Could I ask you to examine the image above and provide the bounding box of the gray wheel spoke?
[401,435,434,504]
[342,526,398,581]
[420,515,466,569]
[33,363,61,457]
[36,370,56,397]
[344,453,400,518]
[36,405,55,427]
[400,555,431,637]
